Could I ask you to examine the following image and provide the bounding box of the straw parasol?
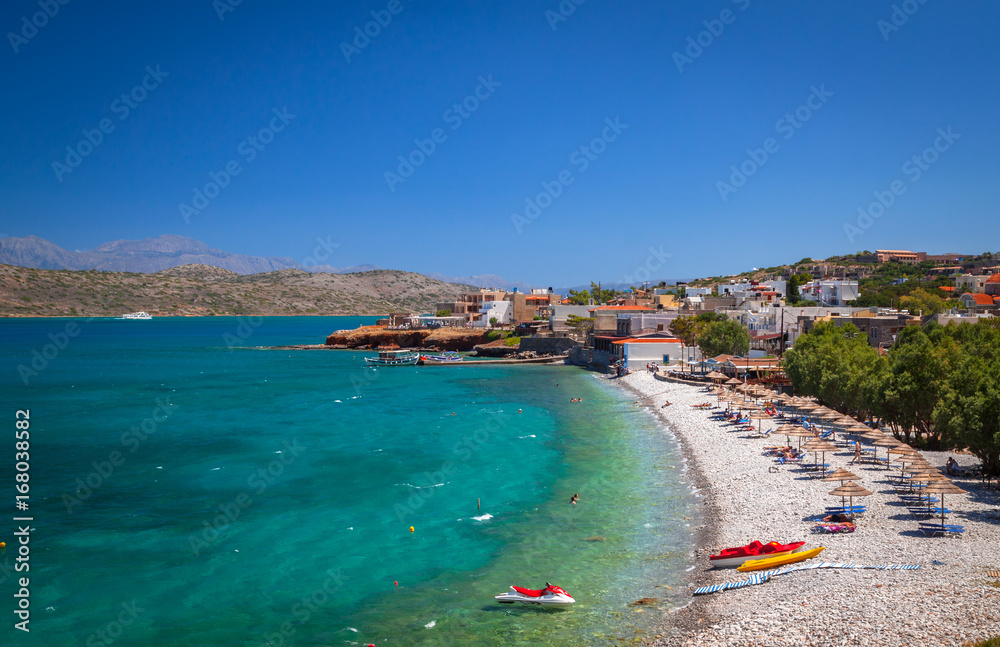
[706,370,728,382]
[922,480,966,529]
[828,481,873,519]
[725,378,742,386]
[801,438,838,472]
[823,467,861,484]
[784,426,815,450]
[747,409,772,432]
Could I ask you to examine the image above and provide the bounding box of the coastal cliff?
[325,325,492,350]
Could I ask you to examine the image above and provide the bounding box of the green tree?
[697,319,750,357]
[565,289,591,305]
[435,309,452,317]
[565,315,594,336]
[898,287,947,316]
[489,316,498,328]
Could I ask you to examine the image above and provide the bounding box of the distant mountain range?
[0,235,381,276]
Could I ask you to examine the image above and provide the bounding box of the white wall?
[623,342,682,367]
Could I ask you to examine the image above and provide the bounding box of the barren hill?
[0,264,474,317]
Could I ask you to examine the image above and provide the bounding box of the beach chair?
[826,505,866,516]
[918,523,965,537]
[908,507,951,519]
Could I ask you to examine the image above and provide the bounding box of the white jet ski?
[495,582,575,607]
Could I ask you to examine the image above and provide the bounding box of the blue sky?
[1,0,998,286]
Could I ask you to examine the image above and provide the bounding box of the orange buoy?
[409,526,414,532]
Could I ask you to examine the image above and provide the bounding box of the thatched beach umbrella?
[706,370,728,382]
[785,426,815,450]
[725,378,742,386]
[871,436,903,468]
[922,480,966,529]
[828,481,873,519]
[802,438,838,473]
[747,409,772,432]
[823,467,861,485]
[824,467,862,506]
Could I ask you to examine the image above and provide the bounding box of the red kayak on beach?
[708,540,806,568]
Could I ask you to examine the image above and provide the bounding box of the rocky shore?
[612,371,1000,647]
[324,325,491,350]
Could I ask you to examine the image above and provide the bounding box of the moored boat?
[736,546,825,572]
[708,540,806,568]
[364,348,419,366]
[418,351,463,364]
[120,311,152,320]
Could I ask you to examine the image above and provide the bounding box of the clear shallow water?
[0,317,697,646]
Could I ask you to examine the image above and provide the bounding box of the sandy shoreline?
[609,371,1000,647]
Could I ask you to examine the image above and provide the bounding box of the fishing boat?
[120,311,152,320]
[364,348,419,366]
[736,546,825,572]
[708,540,806,569]
[495,583,575,607]
[418,351,464,364]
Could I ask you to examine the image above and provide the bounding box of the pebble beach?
[613,370,1000,647]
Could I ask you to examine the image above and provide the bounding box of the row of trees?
[783,319,1000,475]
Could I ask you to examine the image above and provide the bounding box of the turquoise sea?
[0,317,698,646]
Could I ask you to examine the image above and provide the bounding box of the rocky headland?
[324,325,492,350]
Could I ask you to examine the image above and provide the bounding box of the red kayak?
[708,540,806,568]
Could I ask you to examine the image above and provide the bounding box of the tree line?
[783,319,1000,476]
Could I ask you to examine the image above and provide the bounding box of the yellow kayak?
[736,546,825,572]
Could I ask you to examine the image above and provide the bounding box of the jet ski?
[494,582,575,606]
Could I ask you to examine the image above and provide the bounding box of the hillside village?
[361,249,1000,373]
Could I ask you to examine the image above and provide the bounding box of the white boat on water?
[121,311,152,320]
[365,348,419,366]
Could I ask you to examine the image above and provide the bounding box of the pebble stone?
[614,371,1000,647]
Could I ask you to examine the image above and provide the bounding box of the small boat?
[708,540,806,568]
[120,311,152,320]
[364,348,419,366]
[418,351,464,364]
[495,583,575,607]
[736,546,825,572]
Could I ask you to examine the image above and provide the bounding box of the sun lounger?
[908,507,951,518]
[918,523,965,537]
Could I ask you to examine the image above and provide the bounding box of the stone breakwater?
[324,325,490,350]
[611,371,1000,647]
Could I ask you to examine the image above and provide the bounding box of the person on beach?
[946,457,961,475]
[662,400,671,408]
[849,442,861,465]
